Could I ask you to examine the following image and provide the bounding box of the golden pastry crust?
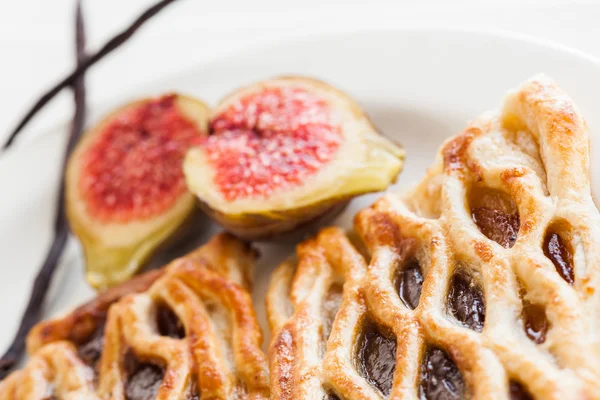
[0,233,269,400]
[267,227,368,399]
[267,75,600,400]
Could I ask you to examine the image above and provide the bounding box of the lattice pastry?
[0,233,269,400]
[267,75,600,399]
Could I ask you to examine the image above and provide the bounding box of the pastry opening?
[320,283,344,351]
[517,282,549,344]
[543,222,574,285]
[522,300,548,344]
[124,350,164,400]
[188,377,200,400]
[404,175,443,219]
[155,301,185,339]
[509,380,534,400]
[469,186,520,248]
[419,347,465,400]
[447,269,485,332]
[77,320,106,375]
[355,319,397,397]
[347,230,371,263]
[205,299,237,372]
[233,379,249,398]
[394,258,424,310]
[501,119,549,197]
[323,389,342,400]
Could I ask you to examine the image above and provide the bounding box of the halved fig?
[66,94,210,288]
[184,77,405,239]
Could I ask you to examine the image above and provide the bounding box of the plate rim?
[2,24,600,352]
[3,25,600,157]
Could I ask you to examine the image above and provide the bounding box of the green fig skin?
[66,94,211,289]
[197,198,350,241]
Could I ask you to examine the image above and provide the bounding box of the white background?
[0,0,599,146]
[0,0,599,354]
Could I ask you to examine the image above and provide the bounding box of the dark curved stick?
[0,0,87,379]
[2,0,180,150]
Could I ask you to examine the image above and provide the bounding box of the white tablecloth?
[0,0,599,146]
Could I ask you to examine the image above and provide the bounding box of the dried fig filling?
[543,231,574,285]
[509,381,533,400]
[205,87,343,201]
[522,301,548,344]
[155,302,185,339]
[470,188,520,248]
[321,284,343,346]
[189,380,200,400]
[447,272,485,332]
[80,94,203,223]
[124,351,164,400]
[395,259,424,310]
[419,348,465,400]
[77,322,105,373]
[356,321,397,397]
[232,380,249,398]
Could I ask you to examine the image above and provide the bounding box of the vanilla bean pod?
[3,0,180,149]
[0,0,87,379]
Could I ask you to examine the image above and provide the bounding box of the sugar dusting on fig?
[80,95,202,222]
[206,87,343,201]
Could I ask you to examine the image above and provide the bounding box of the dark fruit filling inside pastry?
[124,351,164,400]
[509,381,533,400]
[470,188,520,248]
[188,380,200,400]
[77,322,106,373]
[395,259,423,310]
[356,322,397,397]
[447,272,485,332]
[324,392,341,400]
[321,284,343,345]
[155,302,185,339]
[522,301,548,344]
[471,206,520,248]
[419,348,465,400]
[543,230,574,285]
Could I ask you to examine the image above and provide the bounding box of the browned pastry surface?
[0,233,269,400]
[267,76,600,400]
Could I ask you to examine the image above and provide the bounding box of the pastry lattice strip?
[268,76,600,400]
[0,233,269,400]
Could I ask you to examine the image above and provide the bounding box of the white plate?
[1,28,599,353]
